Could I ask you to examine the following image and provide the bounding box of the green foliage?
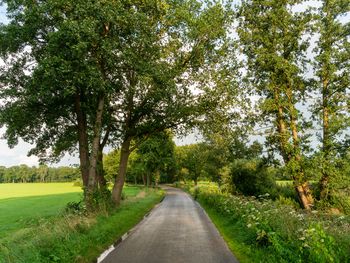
[312,0,350,166]
[300,224,340,263]
[103,150,121,183]
[181,143,208,184]
[182,184,350,263]
[104,131,177,185]
[65,201,87,216]
[136,131,177,185]
[224,159,276,197]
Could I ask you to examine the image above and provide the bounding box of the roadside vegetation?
[177,182,350,263]
[0,184,163,263]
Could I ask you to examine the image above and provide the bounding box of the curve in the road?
[101,186,239,263]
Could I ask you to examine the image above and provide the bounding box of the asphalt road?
[101,186,239,263]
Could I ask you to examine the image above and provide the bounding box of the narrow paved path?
[101,187,238,263]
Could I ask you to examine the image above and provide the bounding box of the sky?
[0,2,349,167]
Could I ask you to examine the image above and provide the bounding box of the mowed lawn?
[0,183,140,238]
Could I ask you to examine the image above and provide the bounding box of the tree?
[0,0,129,205]
[37,164,49,183]
[135,131,176,186]
[238,0,314,209]
[0,166,5,183]
[109,0,232,205]
[313,0,350,201]
[103,150,121,184]
[175,143,208,185]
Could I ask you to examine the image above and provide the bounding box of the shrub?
[275,184,300,205]
[65,201,87,216]
[72,179,83,187]
[275,196,300,209]
[228,159,277,197]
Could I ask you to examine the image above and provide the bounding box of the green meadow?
[0,183,82,238]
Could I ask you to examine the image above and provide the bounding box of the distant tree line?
[0,165,80,183]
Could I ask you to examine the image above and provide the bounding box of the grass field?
[0,183,141,239]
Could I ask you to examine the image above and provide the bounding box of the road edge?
[96,194,166,263]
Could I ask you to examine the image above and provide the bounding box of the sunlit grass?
[0,183,82,199]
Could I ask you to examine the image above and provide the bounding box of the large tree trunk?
[288,89,314,210]
[112,137,132,206]
[75,92,90,189]
[142,173,146,186]
[155,170,160,186]
[320,79,330,200]
[274,90,290,163]
[97,126,111,191]
[295,183,313,210]
[275,88,314,210]
[96,146,107,190]
[86,93,105,207]
[146,172,151,188]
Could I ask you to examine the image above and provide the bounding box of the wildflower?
[247,223,252,228]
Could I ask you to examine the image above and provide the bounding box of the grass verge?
[200,200,274,263]
[0,187,164,263]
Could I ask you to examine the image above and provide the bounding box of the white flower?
[247,223,252,228]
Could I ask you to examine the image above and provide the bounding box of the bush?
[72,179,83,187]
[275,184,300,204]
[227,159,277,197]
[65,201,87,216]
[275,196,300,209]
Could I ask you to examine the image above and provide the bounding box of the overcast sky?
[0,2,348,167]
